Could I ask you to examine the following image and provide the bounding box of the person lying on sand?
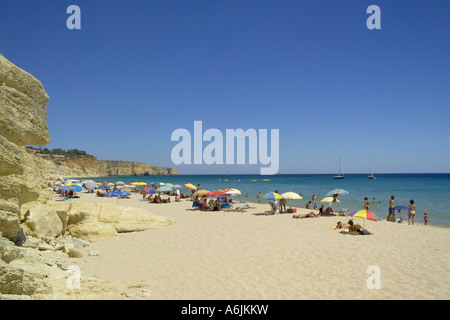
[347,219,364,232]
[336,219,353,229]
[293,211,318,219]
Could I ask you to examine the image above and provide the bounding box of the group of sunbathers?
[147,194,175,203]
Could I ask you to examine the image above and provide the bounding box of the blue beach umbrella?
[106,189,130,198]
[145,186,156,194]
[98,184,111,190]
[156,186,173,193]
[61,185,82,192]
[69,185,83,192]
[392,206,410,220]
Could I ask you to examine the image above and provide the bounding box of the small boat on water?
[333,156,344,179]
[369,157,376,179]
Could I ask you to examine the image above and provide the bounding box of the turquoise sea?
[84,174,450,227]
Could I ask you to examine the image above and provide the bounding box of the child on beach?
[424,212,428,225]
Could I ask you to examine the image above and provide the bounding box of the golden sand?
[64,192,450,300]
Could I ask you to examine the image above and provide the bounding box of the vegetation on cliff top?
[26,146,95,159]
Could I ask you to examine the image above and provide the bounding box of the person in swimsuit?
[387,195,395,222]
[408,199,416,225]
[312,194,317,209]
[364,197,370,210]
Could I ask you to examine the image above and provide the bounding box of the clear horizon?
[2,0,449,175]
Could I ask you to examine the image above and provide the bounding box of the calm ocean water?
[84,174,450,227]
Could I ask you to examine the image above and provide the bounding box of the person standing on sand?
[280,197,286,212]
[257,192,262,203]
[424,212,428,225]
[142,187,147,201]
[408,199,416,225]
[312,194,317,209]
[388,195,395,222]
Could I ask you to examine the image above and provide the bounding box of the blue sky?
[1,0,449,174]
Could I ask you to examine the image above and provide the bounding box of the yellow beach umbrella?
[193,189,210,196]
[320,197,341,204]
[131,182,147,186]
[183,183,197,190]
[281,192,302,200]
[281,192,302,208]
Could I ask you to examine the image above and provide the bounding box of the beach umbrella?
[156,186,173,193]
[281,191,302,208]
[347,209,380,228]
[392,206,410,220]
[183,183,197,190]
[131,182,147,186]
[325,189,349,196]
[172,184,182,189]
[106,189,130,198]
[320,197,341,204]
[219,188,241,196]
[98,184,111,190]
[145,186,156,194]
[66,185,82,192]
[393,206,410,210]
[281,191,302,200]
[262,192,283,200]
[115,181,125,185]
[205,190,229,197]
[85,181,96,190]
[193,189,210,196]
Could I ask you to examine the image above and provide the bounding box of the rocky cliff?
[98,160,179,176]
[34,156,179,178]
[0,53,53,239]
[0,53,175,299]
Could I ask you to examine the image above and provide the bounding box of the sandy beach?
[53,191,450,300]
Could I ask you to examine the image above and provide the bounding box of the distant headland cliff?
[25,147,179,177]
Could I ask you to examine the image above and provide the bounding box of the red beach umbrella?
[205,190,229,197]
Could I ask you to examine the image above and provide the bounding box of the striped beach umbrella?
[85,181,96,190]
[262,192,283,200]
[347,209,380,227]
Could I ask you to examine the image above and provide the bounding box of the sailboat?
[333,156,344,179]
[368,157,376,179]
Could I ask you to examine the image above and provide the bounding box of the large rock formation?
[20,200,174,242]
[0,53,52,239]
